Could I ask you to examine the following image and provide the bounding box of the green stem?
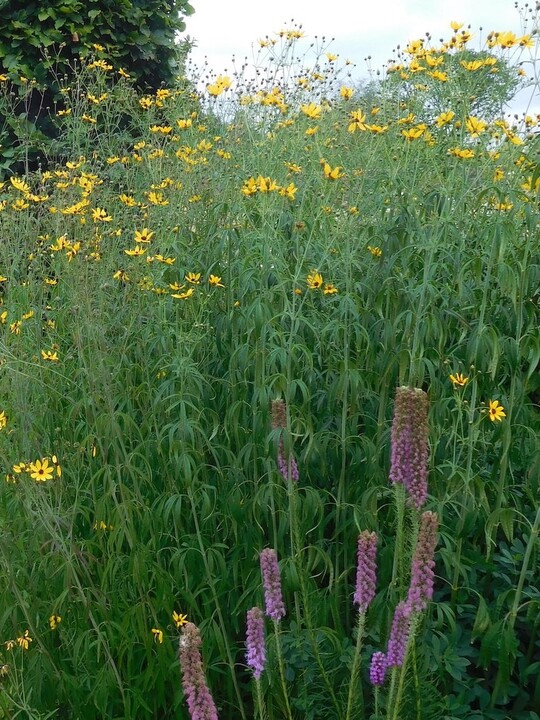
[254,677,267,720]
[273,620,294,720]
[345,611,366,720]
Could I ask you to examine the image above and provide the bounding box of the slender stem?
[345,611,366,720]
[254,678,267,720]
[273,620,293,720]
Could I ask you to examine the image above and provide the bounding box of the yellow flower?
[147,191,169,206]
[10,177,30,193]
[323,283,338,295]
[465,116,487,137]
[300,102,322,119]
[321,161,344,180]
[185,272,201,284]
[0,411,7,428]
[208,274,224,287]
[92,207,112,222]
[151,628,163,644]
[134,228,154,244]
[172,611,188,629]
[16,631,32,650]
[306,271,323,289]
[340,86,354,100]
[124,246,146,257]
[171,288,195,300]
[29,458,55,482]
[41,350,59,362]
[487,400,506,422]
[207,75,232,96]
[449,373,469,387]
[278,183,297,200]
[367,245,382,258]
[49,615,62,630]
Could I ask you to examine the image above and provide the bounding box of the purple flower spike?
[386,601,411,668]
[389,386,430,509]
[246,607,266,679]
[277,439,299,482]
[353,530,378,613]
[370,651,387,686]
[407,511,439,613]
[260,548,286,622]
[179,622,219,720]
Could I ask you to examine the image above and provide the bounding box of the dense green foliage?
[0,0,194,173]
[0,16,539,720]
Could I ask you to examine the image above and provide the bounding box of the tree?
[0,0,195,173]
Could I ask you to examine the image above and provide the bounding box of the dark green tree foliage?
[0,0,195,172]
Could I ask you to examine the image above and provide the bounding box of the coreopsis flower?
[179,623,218,720]
[29,458,54,482]
[17,631,32,650]
[41,350,59,362]
[134,228,154,243]
[10,177,30,194]
[466,116,488,137]
[151,628,163,644]
[406,511,439,612]
[386,602,411,668]
[321,161,344,180]
[306,271,323,289]
[369,652,387,685]
[449,373,468,387]
[300,102,322,119]
[0,411,7,429]
[49,615,62,630]
[354,531,378,613]
[389,386,430,509]
[246,607,266,679]
[208,275,224,288]
[173,611,188,629]
[487,400,506,422]
[260,548,285,621]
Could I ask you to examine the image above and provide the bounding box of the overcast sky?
[181,0,539,114]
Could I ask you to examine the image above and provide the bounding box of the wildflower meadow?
[0,8,539,720]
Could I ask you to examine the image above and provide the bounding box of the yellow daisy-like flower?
[172,611,188,629]
[134,228,154,243]
[49,615,62,630]
[151,628,163,644]
[124,246,146,257]
[449,373,469,387]
[487,400,506,422]
[41,350,59,362]
[16,631,32,650]
[0,411,7,429]
[208,274,224,287]
[29,458,54,482]
[185,272,201,284]
[171,288,195,300]
[321,161,344,180]
[306,271,324,289]
[323,283,338,295]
